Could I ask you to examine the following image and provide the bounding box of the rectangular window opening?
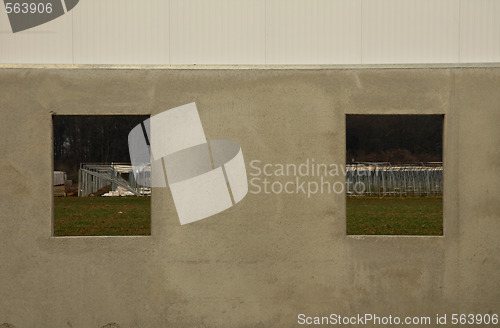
[52,115,151,237]
[346,114,444,236]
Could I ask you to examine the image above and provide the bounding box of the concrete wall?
[0,65,498,327]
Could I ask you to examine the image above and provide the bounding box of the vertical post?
[78,168,81,197]
[111,164,116,192]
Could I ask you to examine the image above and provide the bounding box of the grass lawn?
[54,197,151,236]
[346,196,443,236]
[54,196,441,236]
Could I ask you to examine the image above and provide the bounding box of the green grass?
[346,196,443,235]
[54,196,441,236]
[54,197,151,236]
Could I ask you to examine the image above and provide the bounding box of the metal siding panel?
[1,0,500,65]
[72,0,170,64]
[266,0,362,64]
[362,0,460,64]
[0,4,73,64]
[460,0,500,63]
[170,0,266,65]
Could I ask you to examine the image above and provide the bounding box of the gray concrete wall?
[0,66,498,327]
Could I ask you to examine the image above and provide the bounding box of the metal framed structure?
[346,162,443,197]
[78,163,151,197]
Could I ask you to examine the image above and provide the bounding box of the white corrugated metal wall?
[0,0,498,64]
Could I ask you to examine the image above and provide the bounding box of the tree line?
[346,115,443,163]
[53,115,149,180]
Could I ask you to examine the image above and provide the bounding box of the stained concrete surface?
[0,66,498,327]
